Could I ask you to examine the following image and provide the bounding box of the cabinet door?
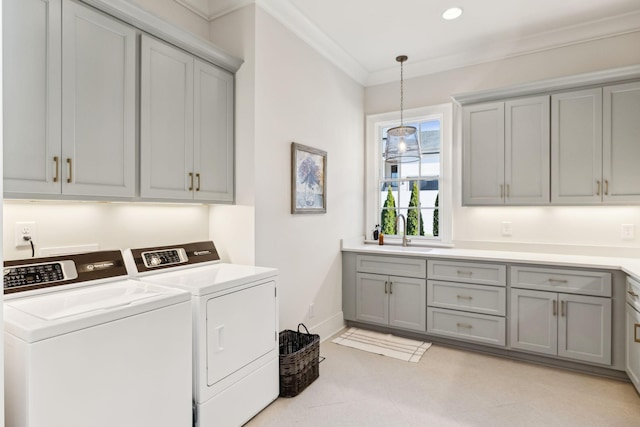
[388,276,426,332]
[355,273,389,326]
[558,293,611,365]
[603,82,640,203]
[626,304,640,393]
[3,0,61,195]
[509,289,557,356]
[551,88,602,204]
[193,59,234,203]
[140,35,194,200]
[505,96,550,204]
[61,0,136,197]
[462,102,505,205]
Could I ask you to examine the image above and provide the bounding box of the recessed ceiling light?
[442,7,463,20]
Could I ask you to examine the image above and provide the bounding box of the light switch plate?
[622,224,635,241]
[501,221,512,237]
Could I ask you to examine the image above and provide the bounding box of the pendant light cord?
[396,55,408,127]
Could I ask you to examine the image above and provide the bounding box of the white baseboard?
[308,311,345,342]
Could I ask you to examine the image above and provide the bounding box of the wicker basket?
[279,323,320,397]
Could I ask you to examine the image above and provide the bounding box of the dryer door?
[206,280,277,386]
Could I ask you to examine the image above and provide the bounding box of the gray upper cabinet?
[141,35,234,203]
[463,96,550,205]
[551,88,603,204]
[4,0,136,198]
[4,0,61,195]
[193,60,234,203]
[603,82,640,203]
[62,0,136,198]
[462,102,505,205]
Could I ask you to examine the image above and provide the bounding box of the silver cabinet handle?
[500,184,504,199]
[457,270,473,276]
[605,180,609,196]
[553,300,557,316]
[506,184,510,198]
[548,278,568,284]
[561,300,565,317]
[196,173,201,191]
[389,282,393,294]
[628,290,639,298]
[66,158,73,183]
[384,281,388,294]
[188,172,194,191]
[53,156,59,182]
[596,180,601,196]
[456,323,473,329]
[456,295,473,300]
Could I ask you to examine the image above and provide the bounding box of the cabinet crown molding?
[80,0,243,73]
[452,65,640,105]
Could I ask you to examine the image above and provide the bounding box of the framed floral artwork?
[291,142,327,214]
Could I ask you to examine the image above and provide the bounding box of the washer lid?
[4,279,190,343]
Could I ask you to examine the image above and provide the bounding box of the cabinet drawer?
[627,276,640,312]
[427,280,506,316]
[510,266,611,297]
[427,308,506,347]
[356,255,426,279]
[427,260,506,286]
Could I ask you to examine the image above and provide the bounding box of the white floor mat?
[332,327,431,363]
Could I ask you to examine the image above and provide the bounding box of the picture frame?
[291,142,327,214]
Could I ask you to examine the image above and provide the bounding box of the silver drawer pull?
[456,295,473,300]
[457,270,473,276]
[548,278,568,284]
[456,323,473,329]
[628,290,639,298]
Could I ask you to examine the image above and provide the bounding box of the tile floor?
[246,331,640,427]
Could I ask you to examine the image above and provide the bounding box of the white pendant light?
[385,55,421,163]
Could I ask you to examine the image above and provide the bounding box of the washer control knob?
[149,256,161,266]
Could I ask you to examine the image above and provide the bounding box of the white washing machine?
[4,250,193,427]
[124,241,279,427]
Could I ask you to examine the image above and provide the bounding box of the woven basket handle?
[297,323,311,335]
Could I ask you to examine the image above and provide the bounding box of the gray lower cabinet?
[356,273,426,332]
[426,259,507,347]
[510,272,612,366]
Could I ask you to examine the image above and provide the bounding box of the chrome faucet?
[396,214,410,247]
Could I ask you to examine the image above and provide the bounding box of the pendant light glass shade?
[385,55,421,163]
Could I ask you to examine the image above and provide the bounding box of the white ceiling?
[179,0,640,86]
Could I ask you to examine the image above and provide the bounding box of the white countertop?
[341,240,640,279]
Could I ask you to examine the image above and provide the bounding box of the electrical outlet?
[15,221,37,248]
[308,303,315,319]
[622,224,635,241]
[501,221,512,237]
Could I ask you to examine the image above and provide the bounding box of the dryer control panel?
[127,241,220,274]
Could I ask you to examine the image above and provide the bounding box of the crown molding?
[255,0,369,85]
[168,1,640,87]
[367,10,640,86]
[173,0,254,21]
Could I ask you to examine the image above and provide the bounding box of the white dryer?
[124,241,279,427]
[4,250,192,427]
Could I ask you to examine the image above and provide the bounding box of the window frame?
[365,103,453,245]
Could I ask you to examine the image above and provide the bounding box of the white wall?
[253,8,364,335]
[366,32,640,256]
[208,5,257,265]
[3,201,210,260]
[210,5,365,336]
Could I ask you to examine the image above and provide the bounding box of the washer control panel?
[4,250,127,295]
[142,248,188,268]
[4,261,78,291]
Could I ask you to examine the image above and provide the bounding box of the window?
[366,104,452,244]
